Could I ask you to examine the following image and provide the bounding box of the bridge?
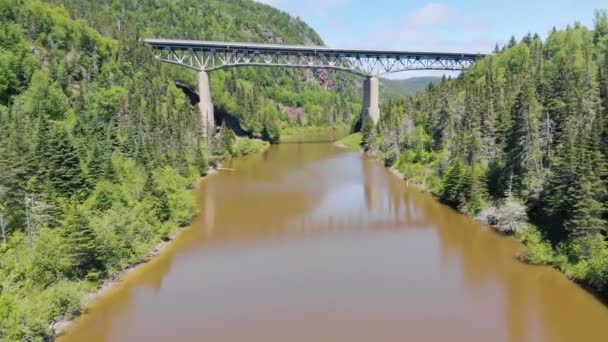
[143,39,486,135]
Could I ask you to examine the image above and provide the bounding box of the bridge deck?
[143,39,485,59]
[143,38,486,75]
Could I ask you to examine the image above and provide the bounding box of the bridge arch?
[143,39,485,136]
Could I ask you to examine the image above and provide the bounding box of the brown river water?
[59,143,608,342]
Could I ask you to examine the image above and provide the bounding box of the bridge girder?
[144,39,485,76]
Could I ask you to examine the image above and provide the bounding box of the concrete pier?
[361,76,380,124]
[197,71,215,136]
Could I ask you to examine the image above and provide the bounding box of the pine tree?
[61,205,102,278]
[593,9,608,44]
[217,121,236,157]
[86,142,105,184]
[441,159,467,206]
[45,127,87,198]
[506,79,543,197]
[360,116,376,152]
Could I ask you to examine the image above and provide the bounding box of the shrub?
[520,225,555,264]
[233,138,269,157]
[496,196,528,234]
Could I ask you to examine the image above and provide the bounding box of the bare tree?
[0,212,5,245]
[24,194,54,249]
[25,194,34,248]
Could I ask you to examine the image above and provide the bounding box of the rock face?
[262,28,286,44]
[302,69,334,90]
[279,103,306,121]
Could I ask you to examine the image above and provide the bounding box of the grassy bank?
[233,137,270,157]
[280,124,351,143]
[336,133,363,150]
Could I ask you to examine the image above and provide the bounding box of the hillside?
[46,0,363,133]
[367,11,608,298]
[0,0,358,340]
[380,76,441,101]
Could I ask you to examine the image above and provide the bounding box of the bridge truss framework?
[144,39,484,77]
[143,39,486,136]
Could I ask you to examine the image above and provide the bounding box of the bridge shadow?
[175,80,245,136]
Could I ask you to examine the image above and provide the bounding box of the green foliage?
[60,205,102,279]
[280,124,350,143]
[0,0,227,339]
[337,132,363,150]
[43,127,86,198]
[521,225,555,264]
[441,159,469,205]
[496,195,528,233]
[233,138,270,157]
[45,0,360,138]
[380,77,441,101]
[374,11,608,298]
[360,116,377,152]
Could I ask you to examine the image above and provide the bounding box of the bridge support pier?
[197,70,215,137]
[361,76,380,125]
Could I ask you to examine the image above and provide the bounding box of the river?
[59,143,608,342]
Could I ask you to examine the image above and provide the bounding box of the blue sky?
[257,0,606,53]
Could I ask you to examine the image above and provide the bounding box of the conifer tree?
[506,78,543,196]
[45,127,87,198]
[360,116,376,152]
[61,205,102,278]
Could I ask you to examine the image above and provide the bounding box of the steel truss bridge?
[143,39,486,135]
[143,39,484,77]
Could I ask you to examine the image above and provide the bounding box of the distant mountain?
[380,76,442,101]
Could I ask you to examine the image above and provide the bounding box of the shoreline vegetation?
[337,9,608,302]
[2,0,608,340]
[336,131,608,303]
[0,1,360,339]
[280,124,351,143]
[52,138,268,338]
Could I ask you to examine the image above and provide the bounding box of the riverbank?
[334,134,608,302]
[57,141,608,342]
[51,204,196,336]
[281,124,350,143]
[52,141,269,339]
[335,132,362,150]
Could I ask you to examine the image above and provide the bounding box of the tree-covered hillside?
[47,0,362,135]
[380,76,441,101]
[367,11,608,297]
[0,0,358,340]
[0,1,208,339]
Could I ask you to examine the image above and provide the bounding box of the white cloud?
[256,0,351,17]
[366,3,493,53]
[404,3,457,28]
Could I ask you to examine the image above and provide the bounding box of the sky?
[256,0,607,77]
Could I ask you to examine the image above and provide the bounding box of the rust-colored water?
[59,143,608,342]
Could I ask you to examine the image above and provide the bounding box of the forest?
[365,10,608,298]
[3,0,608,339]
[0,0,359,340]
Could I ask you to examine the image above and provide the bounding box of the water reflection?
[60,144,608,342]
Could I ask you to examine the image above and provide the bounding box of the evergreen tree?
[45,127,87,198]
[441,159,467,206]
[221,122,236,155]
[506,79,543,197]
[61,205,102,278]
[360,116,376,152]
